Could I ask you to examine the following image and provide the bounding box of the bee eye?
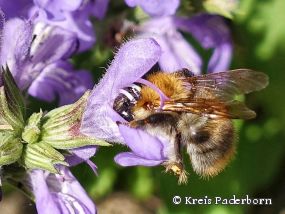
[192,130,210,144]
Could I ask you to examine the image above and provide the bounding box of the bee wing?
[183,69,269,101]
[163,98,256,119]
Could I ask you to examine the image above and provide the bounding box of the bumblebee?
[113,69,268,184]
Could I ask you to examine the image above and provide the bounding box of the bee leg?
[175,133,189,184]
[163,161,189,184]
[128,113,189,183]
[163,132,189,184]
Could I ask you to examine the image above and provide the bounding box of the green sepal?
[0,67,25,133]
[0,116,13,131]
[22,110,43,144]
[40,91,110,149]
[0,131,23,166]
[21,142,68,173]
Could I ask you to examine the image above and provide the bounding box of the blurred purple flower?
[30,5,94,51]
[0,0,109,52]
[0,17,92,105]
[138,13,232,74]
[125,0,180,17]
[30,167,96,214]
[139,16,201,75]
[33,0,83,21]
[175,13,233,72]
[81,38,172,166]
[28,61,93,105]
[0,0,33,19]
[89,0,110,20]
[30,0,110,51]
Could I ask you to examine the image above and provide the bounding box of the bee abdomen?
[113,84,141,121]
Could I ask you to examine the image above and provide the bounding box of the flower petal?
[91,38,161,102]
[91,0,110,19]
[157,34,202,74]
[66,146,97,166]
[31,4,96,52]
[0,0,32,19]
[31,23,77,66]
[115,152,163,166]
[59,11,95,52]
[174,14,232,72]
[140,17,202,74]
[0,18,33,87]
[81,38,161,142]
[30,168,96,214]
[118,125,166,160]
[30,170,61,214]
[28,61,92,105]
[34,0,83,21]
[208,42,233,72]
[57,167,96,214]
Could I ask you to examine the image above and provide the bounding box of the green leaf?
[41,91,110,149]
[0,67,25,133]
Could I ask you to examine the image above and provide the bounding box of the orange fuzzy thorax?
[132,72,189,119]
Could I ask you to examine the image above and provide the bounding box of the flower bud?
[22,111,43,144]
[21,142,68,173]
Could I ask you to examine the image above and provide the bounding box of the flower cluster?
[0,0,238,213]
[0,0,100,105]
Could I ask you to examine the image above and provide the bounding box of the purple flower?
[66,146,98,174]
[174,13,233,72]
[33,0,83,21]
[28,61,93,105]
[125,0,180,17]
[88,0,110,20]
[81,38,161,143]
[114,125,167,166]
[138,13,232,74]
[0,0,108,52]
[0,17,92,105]
[81,38,173,166]
[30,5,95,51]
[30,0,110,51]
[30,166,96,214]
[0,0,33,19]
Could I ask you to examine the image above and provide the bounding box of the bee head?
[113,84,141,121]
